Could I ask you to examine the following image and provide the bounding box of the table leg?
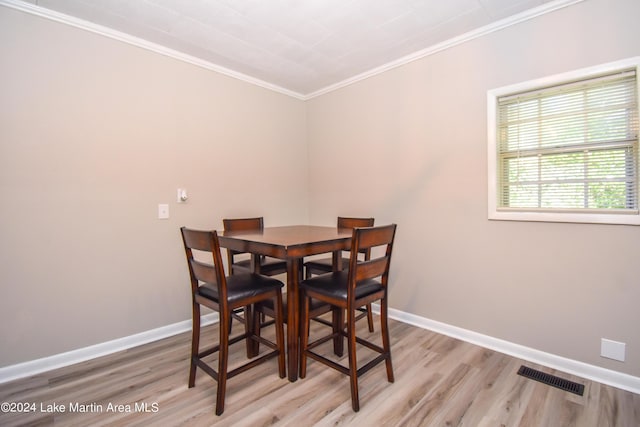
[333,250,343,270]
[286,258,300,382]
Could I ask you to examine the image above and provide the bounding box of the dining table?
[218,225,352,382]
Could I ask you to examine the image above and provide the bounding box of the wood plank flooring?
[1,316,638,426]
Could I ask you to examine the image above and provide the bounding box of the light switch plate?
[158,204,169,219]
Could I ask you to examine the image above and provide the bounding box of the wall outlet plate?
[601,338,625,362]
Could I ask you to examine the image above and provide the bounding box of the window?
[488,58,640,225]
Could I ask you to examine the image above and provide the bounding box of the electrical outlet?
[601,338,625,362]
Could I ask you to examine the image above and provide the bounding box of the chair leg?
[274,291,286,378]
[216,313,230,416]
[188,302,200,388]
[380,297,394,383]
[332,307,344,357]
[250,301,273,360]
[347,308,360,412]
[252,305,262,343]
[244,305,257,358]
[299,294,311,379]
[365,303,374,332]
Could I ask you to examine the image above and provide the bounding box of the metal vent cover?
[517,365,585,396]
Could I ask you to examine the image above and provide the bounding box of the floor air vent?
[517,365,584,396]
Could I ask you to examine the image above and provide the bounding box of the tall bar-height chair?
[223,217,287,276]
[223,217,287,333]
[303,217,376,332]
[299,224,397,412]
[180,227,286,416]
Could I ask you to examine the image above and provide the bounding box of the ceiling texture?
[8,0,581,99]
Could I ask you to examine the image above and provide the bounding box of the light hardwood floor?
[1,316,638,426]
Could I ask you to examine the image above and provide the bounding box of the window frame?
[487,57,640,225]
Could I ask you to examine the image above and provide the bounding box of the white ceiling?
[14,0,577,98]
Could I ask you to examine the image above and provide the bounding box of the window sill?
[488,209,640,225]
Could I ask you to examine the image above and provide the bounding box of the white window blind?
[496,69,639,214]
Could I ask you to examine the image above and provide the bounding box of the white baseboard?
[0,313,218,384]
[372,304,640,395]
[2,307,639,395]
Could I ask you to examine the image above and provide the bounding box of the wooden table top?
[219,225,352,258]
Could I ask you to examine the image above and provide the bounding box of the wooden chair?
[223,217,288,333]
[299,224,397,412]
[304,217,376,332]
[223,217,287,276]
[180,227,286,416]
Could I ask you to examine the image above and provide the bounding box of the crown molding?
[303,0,585,99]
[3,0,585,101]
[0,0,307,100]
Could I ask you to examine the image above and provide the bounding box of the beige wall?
[2,0,640,381]
[306,0,640,377]
[0,7,307,366]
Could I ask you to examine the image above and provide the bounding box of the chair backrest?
[181,227,227,303]
[347,224,397,296]
[223,217,264,232]
[337,217,375,259]
[337,216,374,229]
[222,217,265,269]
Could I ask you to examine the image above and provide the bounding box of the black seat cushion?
[197,273,283,305]
[300,271,383,301]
